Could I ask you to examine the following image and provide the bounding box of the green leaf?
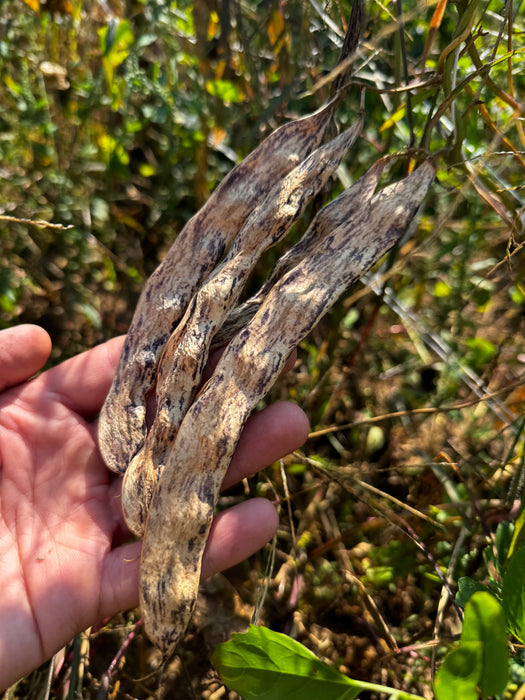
[433,280,453,298]
[205,79,244,104]
[481,520,514,588]
[212,625,361,700]
[4,75,23,96]
[495,520,514,569]
[456,577,491,609]
[502,546,525,644]
[0,293,16,313]
[75,302,102,329]
[365,426,385,457]
[363,565,394,588]
[434,643,483,700]
[510,283,525,305]
[465,336,497,370]
[138,163,157,177]
[98,19,134,88]
[435,592,509,700]
[379,89,433,132]
[99,19,134,64]
[286,462,307,475]
[135,33,158,50]
[506,509,524,562]
[460,592,508,698]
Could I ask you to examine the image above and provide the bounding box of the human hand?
[0,324,308,689]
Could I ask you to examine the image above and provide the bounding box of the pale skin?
[0,324,309,690]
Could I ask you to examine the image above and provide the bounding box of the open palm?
[0,325,308,689]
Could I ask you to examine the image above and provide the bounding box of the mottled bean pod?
[139,159,436,656]
[121,118,363,537]
[98,104,335,475]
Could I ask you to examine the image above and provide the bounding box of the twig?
[67,629,91,700]
[43,655,55,700]
[96,621,142,700]
[0,214,74,230]
[395,0,415,147]
[251,535,277,626]
[308,375,525,439]
[353,477,439,527]
[346,75,441,95]
[431,526,468,681]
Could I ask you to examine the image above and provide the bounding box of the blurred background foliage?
[1,0,525,697]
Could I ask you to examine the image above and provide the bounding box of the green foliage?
[502,546,525,645]
[212,625,424,700]
[212,624,361,700]
[213,591,511,700]
[99,20,134,72]
[434,592,509,700]
[453,533,525,698]
[464,337,497,371]
[456,577,491,608]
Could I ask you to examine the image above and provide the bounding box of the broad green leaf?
[434,643,483,700]
[460,592,508,698]
[456,577,491,608]
[502,546,525,644]
[212,625,361,699]
[435,592,508,700]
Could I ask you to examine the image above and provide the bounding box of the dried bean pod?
[122,121,363,536]
[213,132,382,347]
[140,160,436,657]
[98,104,334,474]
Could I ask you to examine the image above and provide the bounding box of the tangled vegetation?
[1,0,524,697]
